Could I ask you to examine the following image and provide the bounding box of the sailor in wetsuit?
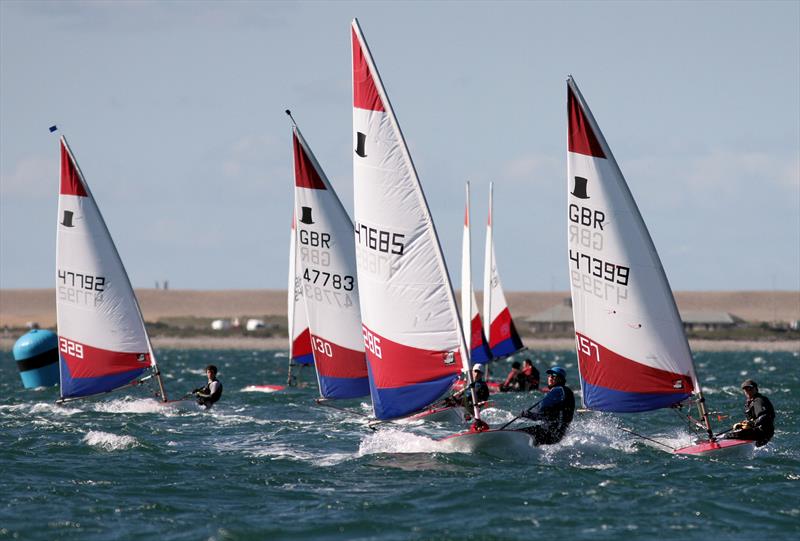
[518,366,574,445]
[724,379,775,447]
[193,364,223,409]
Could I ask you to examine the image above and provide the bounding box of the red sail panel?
[352,27,385,112]
[568,86,605,158]
[60,140,88,196]
[59,338,150,378]
[293,133,327,190]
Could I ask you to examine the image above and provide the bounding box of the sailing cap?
[472,363,484,373]
[741,379,757,389]
[546,366,566,379]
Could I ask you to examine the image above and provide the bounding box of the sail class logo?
[355,131,367,157]
[571,176,590,199]
[299,206,314,225]
[61,210,75,227]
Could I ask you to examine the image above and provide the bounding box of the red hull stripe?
[576,332,693,394]
[310,334,368,379]
[352,28,384,112]
[60,141,88,196]
[363,325,460,389]
[568,86,605,158]
[59,338,150,378]
[489,308,518,349]
[293,132,326,190]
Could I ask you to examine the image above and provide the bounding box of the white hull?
[438,429,539,458]
[406,405,466,424]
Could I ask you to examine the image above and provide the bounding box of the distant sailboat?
[56,136,167,402]
[565,76,754,456]
[351,19,479,421]
[286,210,314,388]
[483,182,525,359]
[463,183,493,366]
[290,114,370,400]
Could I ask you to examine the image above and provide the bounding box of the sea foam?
[83,431,138,451]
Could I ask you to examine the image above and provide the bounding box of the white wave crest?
[30,402,82,416]
[83,431,138,451]
[357,428,453,456]
[93,397,175,415]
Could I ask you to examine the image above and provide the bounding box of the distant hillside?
[1,289,798,328]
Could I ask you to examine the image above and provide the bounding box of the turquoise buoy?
[13,329,59,388]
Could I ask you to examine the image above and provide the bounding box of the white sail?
[566,76,697,413]
[291,123,369,399]
[461,182,473,368]
[56,136,163,400]
[482,183,524,357]
[351,18,467,419]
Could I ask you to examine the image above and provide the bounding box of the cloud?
[501,153,560,184]
[0,154,55,199]
[686,149,799,194]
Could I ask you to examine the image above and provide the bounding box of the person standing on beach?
[724,379,775,447]
[193,365,223,409]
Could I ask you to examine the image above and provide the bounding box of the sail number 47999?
[363,327,382,358]
[59,337,84,359]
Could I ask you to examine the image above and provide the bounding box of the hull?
[406,405,467,424]
[451,380,501,394]
[674,438,756,458]
[241,384,286,393]
[438,429,538,457]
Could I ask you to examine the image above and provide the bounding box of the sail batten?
[566,77,697,413]
[352,19,465,419]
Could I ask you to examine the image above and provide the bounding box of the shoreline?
[2,336,797,353]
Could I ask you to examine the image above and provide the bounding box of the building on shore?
[524,298,745,335]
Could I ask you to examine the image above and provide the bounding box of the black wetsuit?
[196,380,223,408]
[519,384,575,445]
[726,393,775,447]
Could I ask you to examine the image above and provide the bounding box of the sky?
[1,0,798,292]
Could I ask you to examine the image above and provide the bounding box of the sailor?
[193,364,223,409]
[724,379,775,447]
[500,361,523,392]
[521,358,540,391]
[448,363,491,408]
[518,366,575,445]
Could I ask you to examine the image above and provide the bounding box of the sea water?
[1,348,797,540]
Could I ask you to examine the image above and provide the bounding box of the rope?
[617,426,677,451]
[314,398,370,419]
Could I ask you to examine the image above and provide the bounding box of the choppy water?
[1,348,798,540]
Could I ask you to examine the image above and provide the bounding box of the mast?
[287,212,298,387]
[461,182,480,420]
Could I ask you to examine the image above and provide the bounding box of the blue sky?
[1,0,798,291]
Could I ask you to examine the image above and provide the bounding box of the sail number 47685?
[354,222,405,255]
[363,327,382,358]
[59,337,84,359]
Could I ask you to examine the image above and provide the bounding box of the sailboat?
[565,76,755,456]
[56,135,167,403]
[289,113,370,400]
[463,185,493,367]
[351,18,480,423]
[483,182,525,359]
[450,183,498,396]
